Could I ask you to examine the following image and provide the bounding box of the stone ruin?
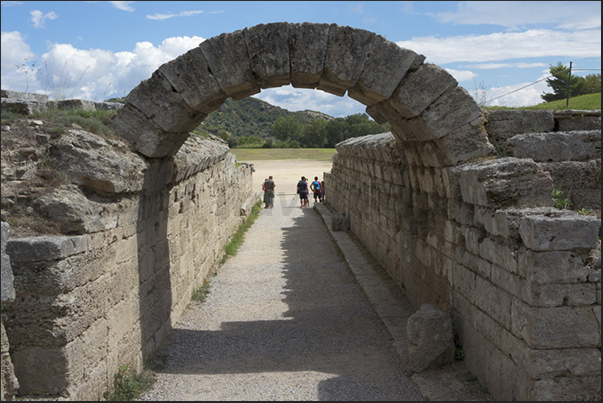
[1,22,601,401]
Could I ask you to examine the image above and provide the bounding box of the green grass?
[484,92,601,111]
[230,148,337,161]
[220,200,263,264]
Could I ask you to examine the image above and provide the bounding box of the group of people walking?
[296,176,324,208]
[261,175,325,209]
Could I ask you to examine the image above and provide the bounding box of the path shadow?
[154,196,420,400]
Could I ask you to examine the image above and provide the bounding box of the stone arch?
[110,22,494,165]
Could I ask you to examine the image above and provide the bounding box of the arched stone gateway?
[110,22,494,165]
[107,22,601,402]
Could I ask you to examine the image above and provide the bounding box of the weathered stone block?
[518,248,591,284]
[475,275,513,328]
[485,110,555,143]
[318,24,377,96]
[157,47,227,114]
[519,211,600,251]
[125,71,206,133]
[200,29,260,99]
[406,304,455,373]
[243,22,291,88]
[386,63,457,119]
[511,301,601,348]
[506,130,601,162]
[399,87,483,142]
[6,235,87,263]
[524,283,597,307]
[430,117,495,166]
[458,158,554,208]
[110,104,190,158]
[288,22,330,88]
[348,38,423,106]
[331,212,350,231]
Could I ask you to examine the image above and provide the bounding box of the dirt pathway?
[139,193,423,400]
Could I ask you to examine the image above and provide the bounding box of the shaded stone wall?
[328,110,601,401]
[2,137,255,400]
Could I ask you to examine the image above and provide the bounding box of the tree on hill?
[541,62,601,102]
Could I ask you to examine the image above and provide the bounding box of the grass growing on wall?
[220,199,263,264]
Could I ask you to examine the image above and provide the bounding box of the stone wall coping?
[6,235,88,263]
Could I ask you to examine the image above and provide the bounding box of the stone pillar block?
[406,304,455,373]
[317,24,377,96]
[157,47,227,114]
[200,29,260,100]
[243,22,291,88]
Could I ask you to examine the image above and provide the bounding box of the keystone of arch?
[111,22,490,162]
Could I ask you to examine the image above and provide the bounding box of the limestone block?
[524,283,597,307]
[49,129,148,195]
[387,63,458,119]
[475,275,513,328]
[458,157,554,208]
[289,22,330,88]
[478,237,518,273]
[511,301,601,348]
[556,112,601,131]
[1,89,49,101]
[110,104,190,158]
[125,71,207,133]
[331,212,350,231]
[485,110,555,143]
[55,99,97,111]
[398,87,483,142]
[157,47,227,114]
[12,346,68,396]
[430,117,495,166]
[518,249,591,284]
[6,235,87,263]
[452,259,477,301]
[1,98,49,115]
[200,29,260,99]
[243,22,291,88]
[348,38,423,106]
[519,211,600,251]
[406,304,455,373]
[1,222,16,303]
[461,251,492,279]
[528,374,602,401]
[317,24,377,96]
[506,130,601,162]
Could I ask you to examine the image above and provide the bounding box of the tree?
[271,116,301,141]
[301,119,328,148]
[541,62,586,102]
[583,73,601,95]
[325,118,349,147]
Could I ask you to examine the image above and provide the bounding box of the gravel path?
[140,194,423,401]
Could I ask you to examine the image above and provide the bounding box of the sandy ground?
[242,159,334,196]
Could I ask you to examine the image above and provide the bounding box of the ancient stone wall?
[2,134,255,400]
[327,110,601,401]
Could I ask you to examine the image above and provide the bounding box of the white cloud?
[430,1,601,30]
[254,85,366,118]
[444,68,477,82]
[464,62,547,70]
[109,1,134,12]
[1,31,37,92]
[147,10,204,21]
[470,73,552,107]
[1,34,205,101]
[30,10,57,28]
[396,28,601,64]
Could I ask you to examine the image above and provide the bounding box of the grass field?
[484,92,601,111]
[231,148,337,161]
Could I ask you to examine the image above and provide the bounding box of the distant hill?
[195,97,334,139]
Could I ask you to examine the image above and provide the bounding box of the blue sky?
[1,1,601,117]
